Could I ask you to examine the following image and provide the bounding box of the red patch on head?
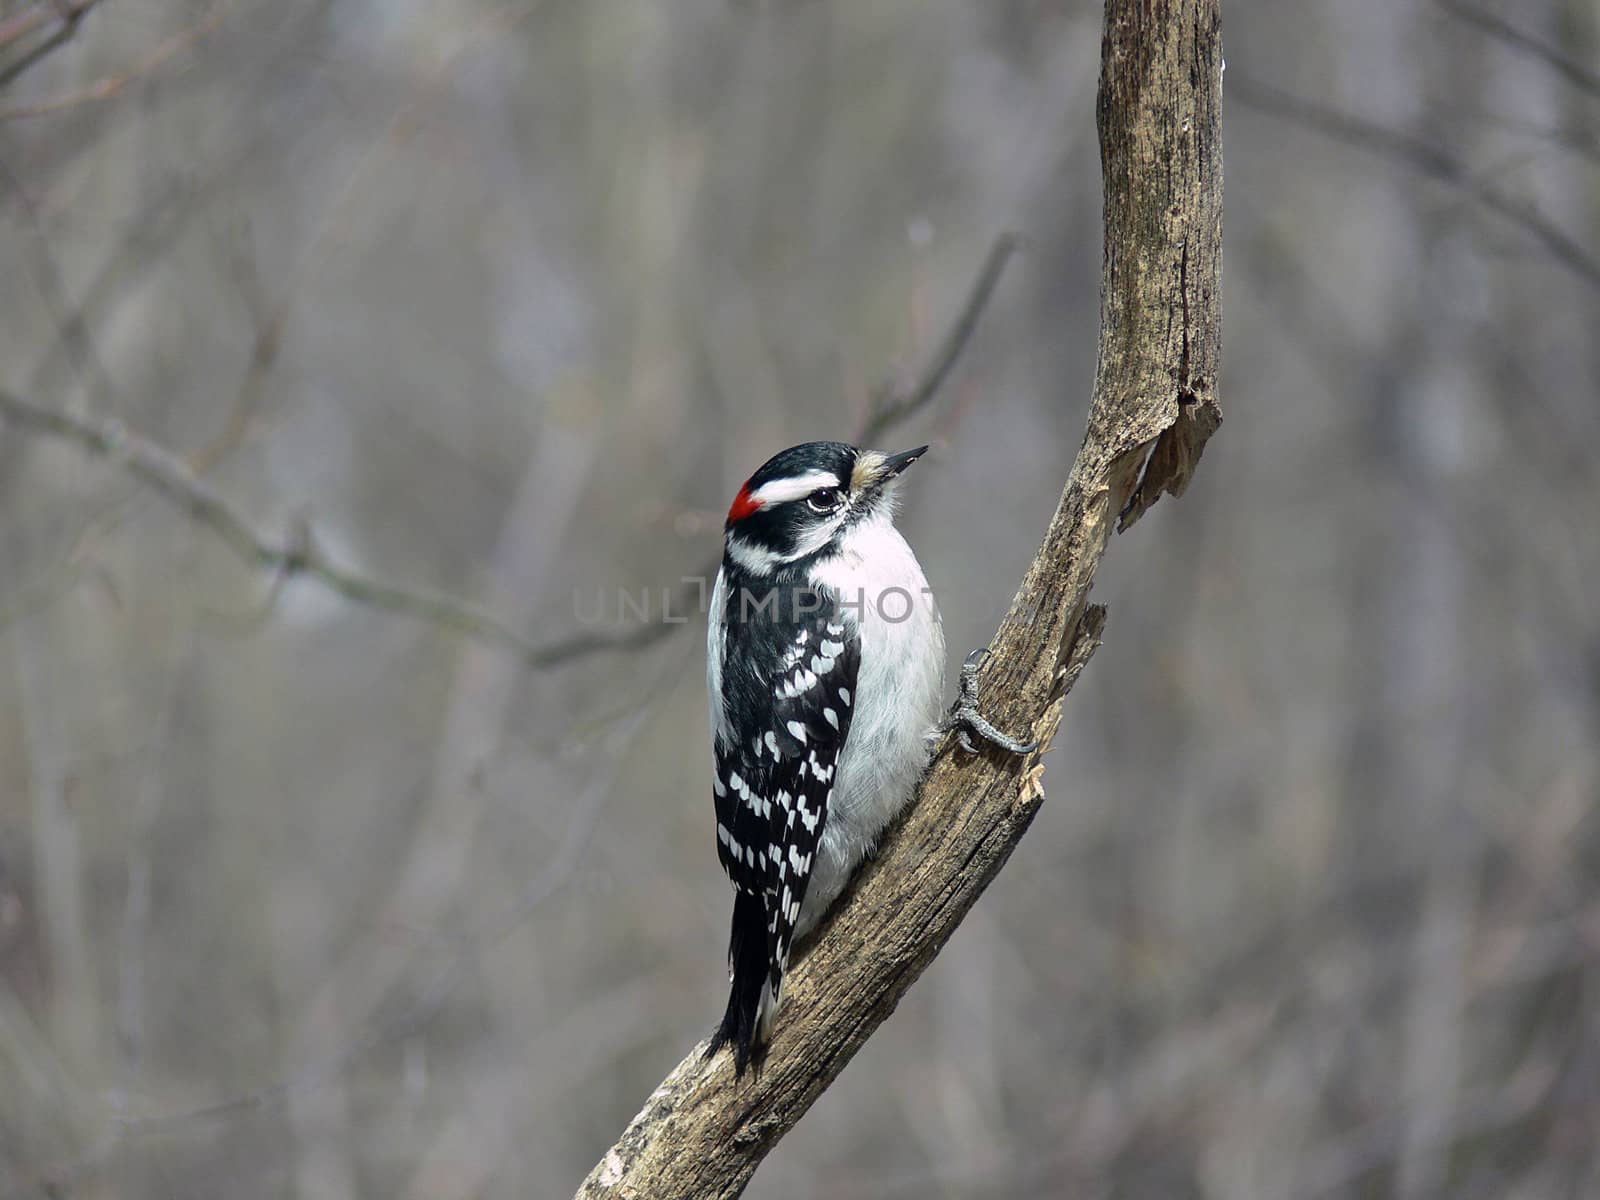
[727,482,763,523]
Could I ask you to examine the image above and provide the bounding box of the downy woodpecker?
[705,440,1035,1075]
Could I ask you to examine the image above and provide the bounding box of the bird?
[704,440,1036,1075]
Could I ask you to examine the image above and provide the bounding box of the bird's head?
[722,440,928,573]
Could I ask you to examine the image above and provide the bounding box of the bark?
[576,1,1223,1195]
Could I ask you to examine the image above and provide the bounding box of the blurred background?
[1,1,1597,1196]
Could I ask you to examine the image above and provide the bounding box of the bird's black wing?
[709,580,860,1072]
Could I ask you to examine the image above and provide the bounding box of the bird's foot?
[942,648,1040,756]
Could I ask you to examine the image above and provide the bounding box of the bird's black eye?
[806,487,841,514]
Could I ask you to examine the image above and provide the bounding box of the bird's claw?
[942,647,1040,756]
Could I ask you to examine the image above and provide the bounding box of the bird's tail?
[707,889,779,1077]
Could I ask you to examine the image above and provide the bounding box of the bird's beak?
[882,445,930,477]
[851,445,929,493]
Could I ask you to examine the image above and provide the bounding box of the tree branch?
[575,0,1224,1194]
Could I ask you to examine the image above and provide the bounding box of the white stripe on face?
[784,516,844,562]
[726,534,784,574]
[749,470,841,507]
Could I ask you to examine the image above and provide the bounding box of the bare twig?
[0,1,546,649]
[1436,0,1600,98]
[0,0,101,89]
[857,232,1024,446]
[0,4,226,122]
[1230,74,1600,292]
[0,0,96,52]
[0,154,118,412]
[0,390,561,663]
[188,0,545,477]
[576,0,1223,1192]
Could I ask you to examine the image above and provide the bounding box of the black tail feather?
[707,889,771,1077]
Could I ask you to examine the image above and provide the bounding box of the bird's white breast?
[799,512,945,932]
